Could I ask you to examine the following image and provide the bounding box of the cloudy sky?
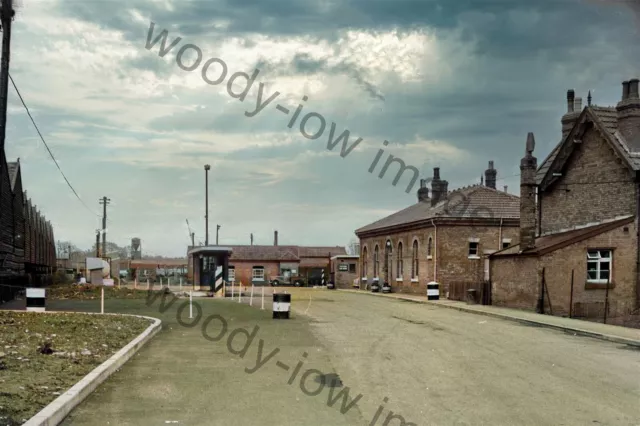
[4,0,640,257]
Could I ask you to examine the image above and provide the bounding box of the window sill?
[426,256,433,260]
[395,277,403,282]
[585,281,615,290]
[410,278,419,283]
[361,277,367,281]
[468,256,481,260]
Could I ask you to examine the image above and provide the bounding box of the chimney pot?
[574,97,582,111]
[274,231,278,246]
[488,160,494,170]
[567,89,575,113]
[504,185,508,192]
[629,79,639,99]
[433,167,440,180]
[484,160,497,189]
[622,81,630,100]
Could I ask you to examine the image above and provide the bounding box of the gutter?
[431,219,437,281]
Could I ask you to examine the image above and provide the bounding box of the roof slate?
[355,185,520,234]
[492,216,634,257]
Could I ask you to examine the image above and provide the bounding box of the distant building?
[187,233,346,287]
[491,80,640,325]
[356,163,519,298]
[330,255,360,289]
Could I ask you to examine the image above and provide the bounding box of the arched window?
[427,237,433,259]
[397,242,403,278]
[374,245,380,277]
[412,240,419,278]
[362,246,368,277]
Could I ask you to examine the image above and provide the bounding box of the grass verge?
[0,311,152,425]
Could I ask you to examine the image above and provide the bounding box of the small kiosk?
[188,246,233,294]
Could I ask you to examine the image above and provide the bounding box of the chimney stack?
[417,179,430,202]
[520,132,538,251]
[504,185,508,193]
[274,230,278,246]
[574,97,582,112]
[484,160,497,189]
[250,233,253,246]
[616,78,640,147]
[430,167,448,207]
[561,89,580,140]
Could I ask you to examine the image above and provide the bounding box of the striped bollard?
[427,281,440,300]
[214,266,224,297]
[26,288,46,312]
[321,270,325,286]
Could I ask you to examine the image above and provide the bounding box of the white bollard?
[168,277,171,288]
[134,278,138,289]
[180,277,183,291]
[250,284,254,306]
[231,281,235,299]
[147,278,150,290]
[238,283,242,303]
[261,286,265,310]
[101,286,104,314]
[189,291,193,319]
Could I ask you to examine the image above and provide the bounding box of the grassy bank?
[0,311,152,425]
[47,284,153,300]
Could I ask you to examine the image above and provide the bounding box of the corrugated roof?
[492,216,634,257]
[355,185,520,234]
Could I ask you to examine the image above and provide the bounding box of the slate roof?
[355,185,520,235]
[536,106,640,185]
[229,245,300,261]
[492,216,634,257]
[7,161,19,190]
[298,246,347,257]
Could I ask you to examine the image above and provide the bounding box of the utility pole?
[99,197,110,258]
[95,230,101,257]
[0,0,14,152]
[216,224,220,245]
[204,164,210,246]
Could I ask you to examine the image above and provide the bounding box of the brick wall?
[540,127,637,234]
[231,260,280,286]
[359,223,519,295]
[332,257,359,288]
[491,221,638,318]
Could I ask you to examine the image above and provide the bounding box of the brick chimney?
[520,132,538,251]
[430,167,449,207]
[274,230,278,246]
[561,89,580,141]
[484,160,497,189]
[417,179,430,202]
[616,78,640,146]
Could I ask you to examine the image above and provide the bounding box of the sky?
[4,0,640,257]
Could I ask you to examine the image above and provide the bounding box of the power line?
[8,72,99,217]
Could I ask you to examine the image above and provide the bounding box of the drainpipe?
[636,182,640,307]
[431,219,437,281]
[498,217,503,250]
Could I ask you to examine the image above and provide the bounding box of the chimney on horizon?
[561,89,580,141]
[616,78,640,147]
[250,233,254,246]
[274,230,278,246]
[504,185,508,193]
[417,179,430,202]
[484,160,497,189]
[430,167,448,207]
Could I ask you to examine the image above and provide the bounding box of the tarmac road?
[292,290,640,426]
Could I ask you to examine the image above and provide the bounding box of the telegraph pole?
[0,0,15,152]
[204,164,210,246]
[216,224,220,245]
[99,197,110,258]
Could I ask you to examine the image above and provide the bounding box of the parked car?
[270,275,307,287]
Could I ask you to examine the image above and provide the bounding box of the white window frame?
[587,250,612,284]
[228,267,236,282]
[427,236,433,260]
[252,267,265,281]
[468,241,480,259]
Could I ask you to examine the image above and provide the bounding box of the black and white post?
[272,292,291,319]
[26,288,45,312]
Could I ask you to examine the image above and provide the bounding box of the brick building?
[187,233,346,286]
[491,80,640,324]
[355,163,520,297]
[330,255,359,289]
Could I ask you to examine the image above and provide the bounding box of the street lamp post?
[204,164,210,246]
[216,224,220,245]
[383,240,392,293]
